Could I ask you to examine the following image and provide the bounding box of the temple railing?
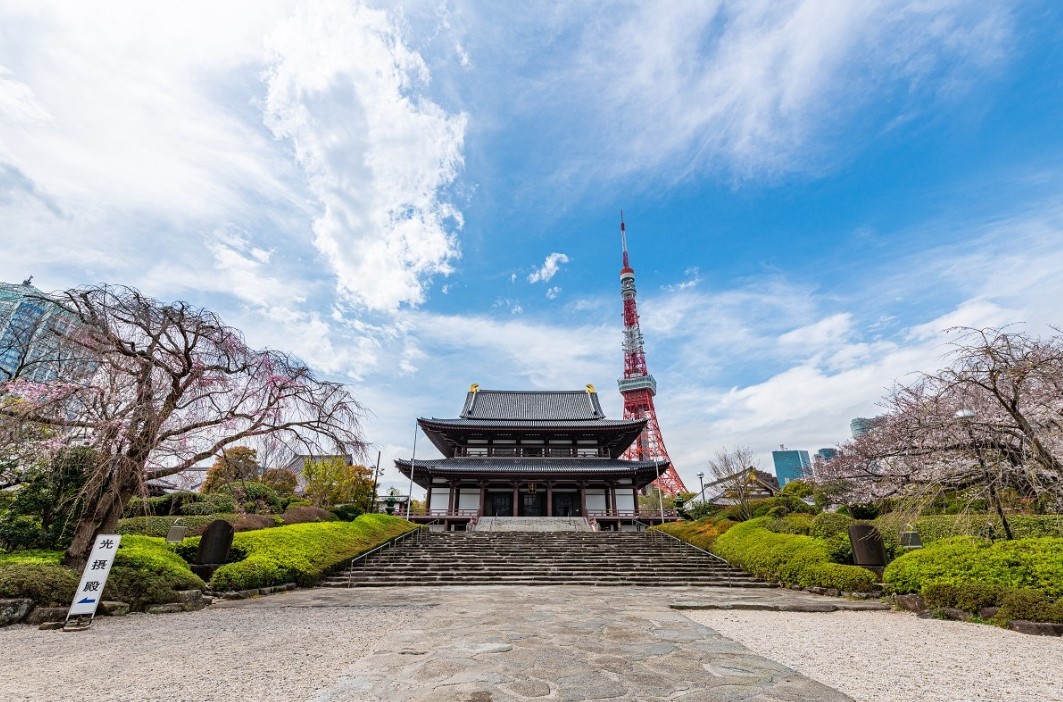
[404,508,480,518]
[586,509,679,519]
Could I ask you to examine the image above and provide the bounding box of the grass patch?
[654,519,736,550]
[205,513,415,591]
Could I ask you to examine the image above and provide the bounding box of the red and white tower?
[617,215,687,496]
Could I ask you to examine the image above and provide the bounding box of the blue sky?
[1,1,1061,493]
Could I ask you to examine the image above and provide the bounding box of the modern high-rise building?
[772,448,811,487]
[850,417,884,438]
[815,448,838,463]
[0,279,81,383]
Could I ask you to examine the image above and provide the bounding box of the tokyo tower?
[616,215,687,496]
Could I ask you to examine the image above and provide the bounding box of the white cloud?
[527,252,569,283]
[778,313,854,348]
[545,286,561,300]
[263,1,467,313]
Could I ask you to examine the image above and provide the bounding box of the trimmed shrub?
[209,514,415,591]
[884,536,1063,598]
[710,517,877,591]
[116,515,239,537]
[106,535,205,607]
[329,504,364,522]
[180,493,237,516]
[811,512,854,541]
[218,482,282,514]
[910,514,1063,544]
[283,506,339,524]
[0,561,78,605]
[996,589,1063,624]
[233,514,283,531]
[764,513,814,535]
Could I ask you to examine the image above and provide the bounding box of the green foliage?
[921,582,1004,612]
[124,492,200,517]
[302,459,374,509]
[329,504,363,522]
[116,515,239,537]
[0,446,96,549]
[798,563,878,592]
[810,512,854,541]
[909,514,1063,544]
[0,561,78,605]
[710,517,877,591]
[180,493,238,515]
[106,535,205,607]
[997,589,1063,624]
[681,500,720,521]
[283,506,340,524]
[217,482,282,514]
[779,479,815,498]
[0,536,204,609]
[764,513,814,535]
[209,514,415,591]
[883,536,1063,598]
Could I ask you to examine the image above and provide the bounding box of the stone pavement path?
[216,586,858,701]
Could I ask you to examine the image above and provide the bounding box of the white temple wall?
[585,489,607,511]
[458,490,480,510]
[614,491,635,511]
[428,491,450,512]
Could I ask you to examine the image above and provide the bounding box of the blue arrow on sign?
[77,597,96,605]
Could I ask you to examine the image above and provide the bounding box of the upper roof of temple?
[459,387,605,421]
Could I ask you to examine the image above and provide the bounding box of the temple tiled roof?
[420,417,642,431]
[460,389,605,421]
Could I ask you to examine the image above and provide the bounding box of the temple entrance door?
[552,492,581,517]
[519,492,546,516]
[486,492,512,517]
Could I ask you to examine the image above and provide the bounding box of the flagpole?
[406,420,418,518]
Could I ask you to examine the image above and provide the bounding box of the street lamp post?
[954,408,1014,540]
[697,472,705,502]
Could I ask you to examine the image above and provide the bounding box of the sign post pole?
[64,534,122,631]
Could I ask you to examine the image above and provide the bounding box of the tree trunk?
[63,484,133,570]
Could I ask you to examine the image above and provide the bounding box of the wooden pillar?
[579,483,588,517]
[478,484,486,517]
[426,483,433,515]
[449,482,457,515]
[632,487,640,516]
[610,483,618,516]
[546,483,554,517]
[512,484,519,516]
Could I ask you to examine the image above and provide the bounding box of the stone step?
[326,529,765,589]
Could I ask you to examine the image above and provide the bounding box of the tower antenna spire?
[615,216,687,496]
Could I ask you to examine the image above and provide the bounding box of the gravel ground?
[0,604,422,702]
[685,609,1063,702]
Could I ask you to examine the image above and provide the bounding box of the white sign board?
[67,534,122,619]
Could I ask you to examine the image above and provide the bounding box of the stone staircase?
[322,529,771,588]
[474,516,592,532]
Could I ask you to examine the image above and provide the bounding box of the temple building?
[395,385,673,530]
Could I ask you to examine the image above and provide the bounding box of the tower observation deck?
[616,216,687,497]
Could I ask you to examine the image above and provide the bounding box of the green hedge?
[654,519,736,551]
[883,536,1063,599]
[710,517,878,592]
[116,515,240,537]
[908,515,1063,544]
[206,513,416,591]
[0,536,204,609]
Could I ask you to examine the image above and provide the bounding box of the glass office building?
[771,449,811,487]
[0,279,80,383]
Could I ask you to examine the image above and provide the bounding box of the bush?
[710,517,877,592]
[0,514,52,551]
[209,514,415,591]
[997,589,1063,624]
[911,514,1063,544]
[810,512,854,541]
[764,513,814,535]
[180,493,238,516]
[883,536,1063,598]
[218,482,282,514]
[106,535,205,607]
[284,506,340,524]
[116,515,239,537]
[328,504,363,522]
[0,561,78,605]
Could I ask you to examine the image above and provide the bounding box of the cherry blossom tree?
[0,285,366,566]
[822,327,1063,536]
